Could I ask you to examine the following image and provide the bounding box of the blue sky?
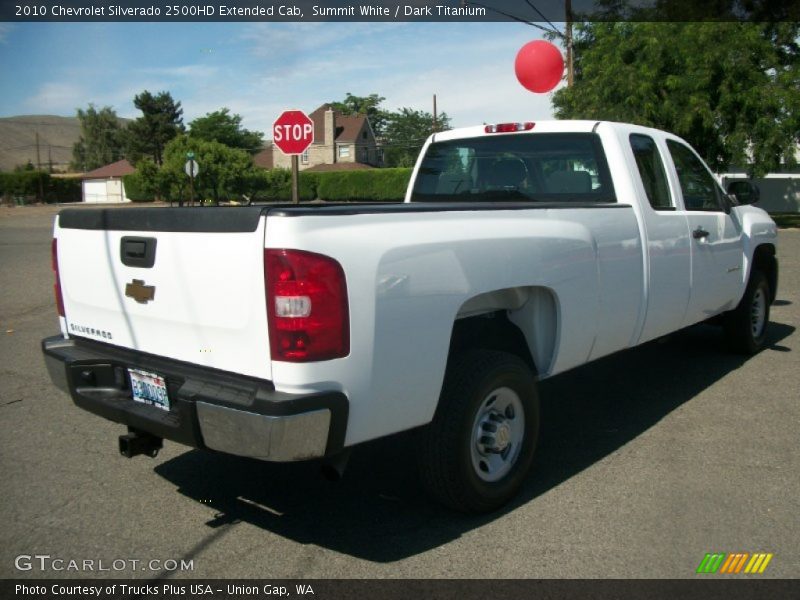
[0,22,561,134]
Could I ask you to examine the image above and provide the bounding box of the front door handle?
[693,227,709,240]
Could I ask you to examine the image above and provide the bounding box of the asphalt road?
[0,205,798,580]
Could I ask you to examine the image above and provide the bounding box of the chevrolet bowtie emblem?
[125,279,156,304]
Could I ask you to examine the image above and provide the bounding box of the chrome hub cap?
[751,287,766,339]
[471,387,525,482]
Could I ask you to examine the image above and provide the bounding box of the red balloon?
[514,40,565,93]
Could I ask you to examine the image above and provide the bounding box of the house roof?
[308,104,369,145]
[253,145,274,169]
[82,159,135,179]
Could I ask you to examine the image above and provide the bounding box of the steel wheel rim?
[751,287,766,339]
[470,387,525,483]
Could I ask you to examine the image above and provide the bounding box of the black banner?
[3,0,799,22]
[3,579,800,600]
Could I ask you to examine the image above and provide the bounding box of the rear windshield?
[410,132,616,203]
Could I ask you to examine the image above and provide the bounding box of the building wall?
[82,178,131,203]
[720,174,800,213]
[272,144,341,170]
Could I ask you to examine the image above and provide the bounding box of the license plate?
[129,368,170,411]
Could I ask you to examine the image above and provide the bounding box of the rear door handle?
[692,227,709,240]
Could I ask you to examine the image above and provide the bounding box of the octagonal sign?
[273,109,314,155]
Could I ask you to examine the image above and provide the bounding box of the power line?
[523,0,561,36]
[464,1,558,36]
[1,143,73,151]
[465,0,573,85]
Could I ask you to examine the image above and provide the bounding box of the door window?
[666,140,724,211]
[630,134,673,210]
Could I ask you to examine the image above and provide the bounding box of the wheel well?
[448,311,537,375]
[753,244,777,303]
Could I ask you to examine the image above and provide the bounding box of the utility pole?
[433,94,438,133]
[291,155,299,204]
[35,131,44,202]
[566,0,574,87]
[48,145,53,173]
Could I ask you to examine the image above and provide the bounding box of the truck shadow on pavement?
[154,322,794,563]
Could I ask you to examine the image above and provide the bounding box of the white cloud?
[137,64,221,79]
[224,22,559,133]
[27,82,87,113]
[0,23,12,43]
[19,23,561,136]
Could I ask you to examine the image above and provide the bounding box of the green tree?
[188,108,264,153]
[330,93,389,137]
[123,159,164,202]
[552,22,800,176]
[125,91,185,166]
[383,108,451,168]
[137,135,257,205]
[70,105,125,171]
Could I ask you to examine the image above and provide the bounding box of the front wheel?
[417,350,539,513]
[724,270,771,355]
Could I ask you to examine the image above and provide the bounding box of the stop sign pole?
[273,110,314,204]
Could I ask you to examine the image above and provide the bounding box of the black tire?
[724,270,771,355]
[417,349,539,513]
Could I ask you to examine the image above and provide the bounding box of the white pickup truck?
[42,120,778,512]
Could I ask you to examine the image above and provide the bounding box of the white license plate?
[129,368,170,411]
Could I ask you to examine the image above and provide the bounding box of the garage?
[81,159,135,203]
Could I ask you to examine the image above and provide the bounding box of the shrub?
[252,169,319,202]
[123,171,154,202]
[46,177,81,203]
[316,168,411,202]
[0,171,80,203]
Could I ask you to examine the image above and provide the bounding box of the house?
[253,104,381,172]
[81,159,135,203]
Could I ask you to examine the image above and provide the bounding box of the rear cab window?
[630,134,674,210]
[411,133,616,203]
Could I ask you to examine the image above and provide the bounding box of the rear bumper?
[42,335,348,461]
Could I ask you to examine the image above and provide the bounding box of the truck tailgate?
[54,207,271,381]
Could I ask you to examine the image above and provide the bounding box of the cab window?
[630,134,673,210]
[666,140,725,211]
[411,133,616,203]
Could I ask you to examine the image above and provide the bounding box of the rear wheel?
[417,350,539,513]
[724,270,770,354]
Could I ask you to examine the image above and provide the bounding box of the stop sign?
[273,109,314,155]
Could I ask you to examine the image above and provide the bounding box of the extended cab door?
[665,140,743,325]
[627,133,692,343]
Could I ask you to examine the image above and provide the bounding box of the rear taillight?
[265,249,349,362]
[484,122,535,133]
[51,239,65,317]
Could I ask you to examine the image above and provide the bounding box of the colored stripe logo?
[697,553,773,574]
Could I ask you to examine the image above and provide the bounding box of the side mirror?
[727,180,760,205]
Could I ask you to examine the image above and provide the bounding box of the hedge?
[0,171,81,203]
[315,168,412,202]
[253,169,320,202]
[47,176,82,203]
[114,167,415,204]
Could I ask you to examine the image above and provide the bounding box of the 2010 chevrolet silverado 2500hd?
[42,120,778,512]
